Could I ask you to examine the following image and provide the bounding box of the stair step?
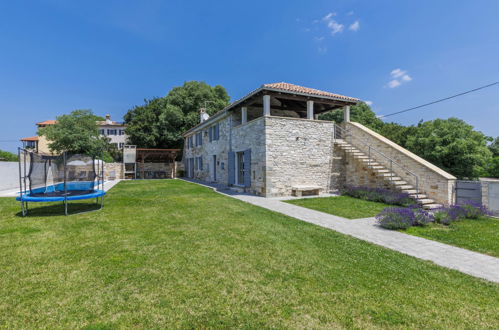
[391,181,408,186]
[374,169,391,173]
[353,155,369,159]
[332,156,343,160]
[409,193,427,199]
[397,185,414,190]
[369,165,385,169]
[423,203,443,210]
[401,189,418,194]
[417,198,435,205]
[385,176,402,181]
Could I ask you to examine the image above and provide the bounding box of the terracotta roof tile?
[263,82,359,102]
[21,136,39,141]
[36,120,57,126]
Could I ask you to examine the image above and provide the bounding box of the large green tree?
[124,81,230,149]
[319,102,385,131]
[0,149,18,161]
[405,118,492,179]
[488,137,499,157]
[39,110,110,158]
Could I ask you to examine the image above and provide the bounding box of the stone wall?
[136,162,175,179]
[0,162,20,191]
[104,163,123,180]
[264,117,337,197]
[344,122,456,205]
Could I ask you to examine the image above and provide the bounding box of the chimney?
[105,114,112,124]
[199,108,210,123]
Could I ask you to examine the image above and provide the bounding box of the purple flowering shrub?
[342,186,415,207]
[376,207,415,229]
[458,200,491,219]
[413,208,434,226]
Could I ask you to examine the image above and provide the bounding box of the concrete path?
[0,179,122,197]
[183,179,499,283]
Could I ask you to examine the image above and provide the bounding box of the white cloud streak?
[349,20,360,31]
[387,68,412,88]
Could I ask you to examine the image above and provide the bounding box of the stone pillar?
[307,100,314,120]
[241,107,247,124]
[344,105,350,122]
[263,95,271,116]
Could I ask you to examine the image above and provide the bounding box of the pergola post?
[307,100,314,120]
[241,107,247,124]
[263,95,271,116]
[344,105,351,122]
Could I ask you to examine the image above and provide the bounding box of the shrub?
[413,208,434,226]
[376,207,415,229]
[458,200,490,219]
[342,186,415,207]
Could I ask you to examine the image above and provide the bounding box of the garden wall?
[0,162,20,191]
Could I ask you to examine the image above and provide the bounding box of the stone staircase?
[335,140,442,209]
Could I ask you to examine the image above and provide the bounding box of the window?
[209,123,220,142]
[119,143,124,149]
[26,141,36,149]
[119,129,125,135]
[107,129,117,135]
[197,156,203,171]
[195,132,203,146]
[187,136,194,149]
[236,151,244,185]
[99,129,105,135]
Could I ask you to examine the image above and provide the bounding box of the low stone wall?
[345,122,457,205]
[105,163,124,180]
[136,162,175,179]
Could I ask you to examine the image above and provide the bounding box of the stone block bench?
[291,185,321,197]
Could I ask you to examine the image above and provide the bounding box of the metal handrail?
[334,123,419,195]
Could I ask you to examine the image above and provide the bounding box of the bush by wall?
[341,186,415,207]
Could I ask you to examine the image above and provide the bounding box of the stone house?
[183,82,456,207]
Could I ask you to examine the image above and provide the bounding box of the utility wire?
[377,81,499,119]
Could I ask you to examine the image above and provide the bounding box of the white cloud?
[365,101,373,106]
[349,20,360,31]
[314,36,325,42]
[323,12,336,21]
[388,80,401,88]
[327,20,344,35]
[387,68,412,88]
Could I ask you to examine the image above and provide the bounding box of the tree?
[124,81,230,149]
[0,149,18,161]
[485,157,499,178]
[488,137,499,157]
[405,118,492,179]
[319,102,385,131]
[39,110,109,157]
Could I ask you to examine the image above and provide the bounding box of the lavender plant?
[342,186,415,207]
[458,200,491,219]
[376,207,415,229]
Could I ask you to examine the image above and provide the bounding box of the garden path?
[183,178,499,283]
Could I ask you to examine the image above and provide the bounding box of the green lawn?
[286,195,390,219]
[405,216,499,257]
[0,180,498,328]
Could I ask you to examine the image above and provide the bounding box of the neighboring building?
[97,114,127,149]
[20,115,127,154]
[183,82,457,207]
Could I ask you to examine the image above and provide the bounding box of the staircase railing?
[334,123,419,196]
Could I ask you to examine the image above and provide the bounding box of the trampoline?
[17,149,106,216]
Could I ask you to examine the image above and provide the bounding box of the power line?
[377,81,499,119]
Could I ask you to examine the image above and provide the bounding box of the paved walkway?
[0,179,122,197]
[183,179,499,283]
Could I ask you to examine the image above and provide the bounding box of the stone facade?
[183,115,457,204]
[104,162,124,180]
[480,178,499,216]
[344,122,456,205]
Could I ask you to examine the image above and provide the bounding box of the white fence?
[0,162,20,191]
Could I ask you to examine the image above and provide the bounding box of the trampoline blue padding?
[17,190,106,202]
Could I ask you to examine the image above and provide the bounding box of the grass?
[405,216,499,257]
[285,195,391,219]
[0,180,497,328]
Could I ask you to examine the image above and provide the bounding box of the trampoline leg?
[100,196,104,209]
[21,201,26,217]
[64,200,68,216]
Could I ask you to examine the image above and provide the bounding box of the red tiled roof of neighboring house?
[20,136,39,141]
[262,82,359,102]
[36,120,57,126]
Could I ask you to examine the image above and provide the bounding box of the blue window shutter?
[200,157,203,170]
[215,124,220,140]
[228,151,235,185]
[200,133,203,145]
[209,127,212,142]
[243,149,251,187]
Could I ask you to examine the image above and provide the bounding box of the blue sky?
[1,0,498,152]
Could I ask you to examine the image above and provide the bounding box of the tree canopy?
[39,110,110,158]
[0,149,18,162]
[124,81,230,149]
